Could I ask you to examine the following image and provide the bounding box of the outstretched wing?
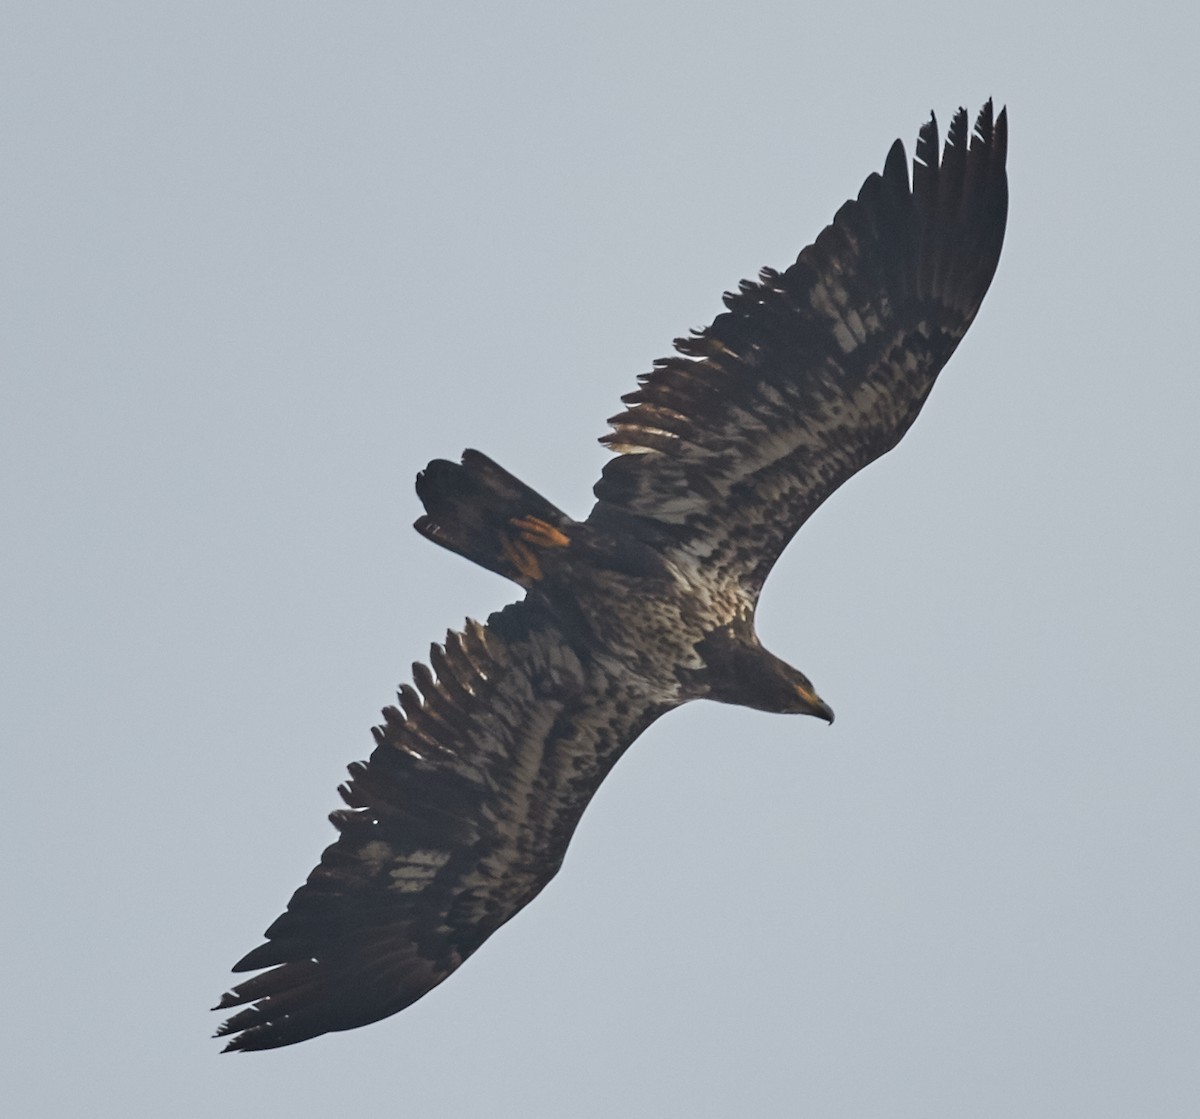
[589,102,1008,597]
[215,600,670,1051]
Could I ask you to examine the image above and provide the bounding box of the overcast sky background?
[4,3,1198,1116]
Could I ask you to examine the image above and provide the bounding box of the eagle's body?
[216,103,1008,1051]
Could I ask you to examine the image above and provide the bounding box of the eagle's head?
[694,626,834,722]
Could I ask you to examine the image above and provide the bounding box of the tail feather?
[414,450,575,586]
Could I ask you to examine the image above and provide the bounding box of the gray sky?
[4,2,1198,1116]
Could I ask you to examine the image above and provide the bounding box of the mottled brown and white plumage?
[216,102,1008,1051]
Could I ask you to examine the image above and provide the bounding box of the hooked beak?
[796,684,835,724]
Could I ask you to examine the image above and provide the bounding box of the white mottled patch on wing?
[808,277,846,318]
[389,849,452,892]
[832,321,857,353]
[358,840,394,873]
[845,309,870,345]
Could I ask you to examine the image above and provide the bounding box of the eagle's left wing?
[215,599,670,1051]
[588,103,1007,599]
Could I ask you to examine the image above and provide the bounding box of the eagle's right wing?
[215,599,670,1051]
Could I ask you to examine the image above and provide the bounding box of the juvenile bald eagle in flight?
[216,102,1008,1051]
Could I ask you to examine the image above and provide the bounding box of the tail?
[414,450,576,587]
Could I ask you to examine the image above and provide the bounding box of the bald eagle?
[216,102,1008,1051]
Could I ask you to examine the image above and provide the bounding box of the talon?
[500,535,543,582]
[511,516,571,549]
